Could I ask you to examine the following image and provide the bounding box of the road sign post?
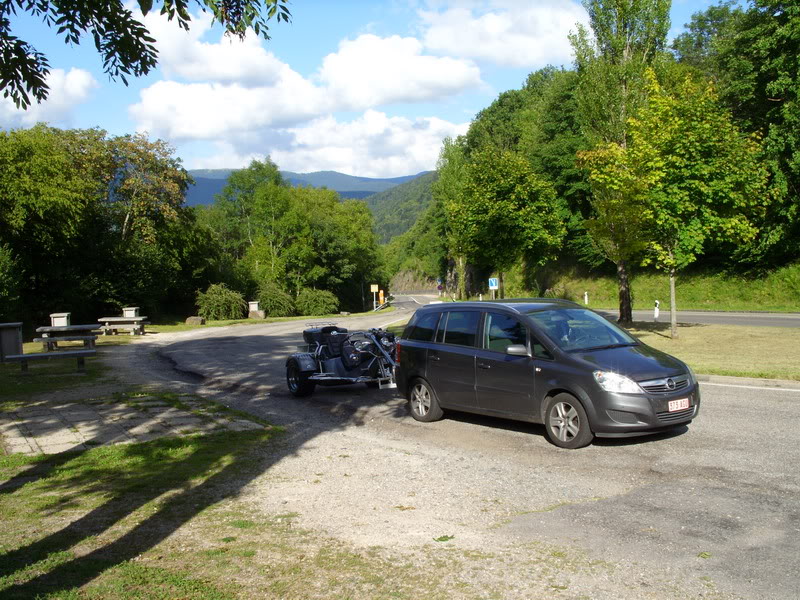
[370,284,379,310]
[488,277,499,300]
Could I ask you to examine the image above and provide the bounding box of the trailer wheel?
[286,360,316,397]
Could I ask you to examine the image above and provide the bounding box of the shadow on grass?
[0,330,375,598]
[629,321,707,339]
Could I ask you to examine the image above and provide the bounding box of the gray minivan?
[395,299,700,449]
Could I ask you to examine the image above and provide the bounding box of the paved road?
[395,293,800,327]
[144,311,800,599]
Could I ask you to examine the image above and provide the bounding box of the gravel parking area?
[6,321,795,599]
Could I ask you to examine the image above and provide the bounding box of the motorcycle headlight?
[381,336,393,347]
[593,370,642,394]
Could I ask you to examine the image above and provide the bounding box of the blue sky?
[1,0,720,177]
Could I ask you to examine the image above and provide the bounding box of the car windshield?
[526,308,637,352]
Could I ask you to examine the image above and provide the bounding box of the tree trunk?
[457,255,466,301]
[616,259,633,324]
[499,271,505,299]
[669,267,678,339]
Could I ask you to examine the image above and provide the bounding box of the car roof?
[415,298,582,314]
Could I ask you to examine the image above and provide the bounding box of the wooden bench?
[4,349,96,372]
[98,316,149,336]
[32,335,97,352]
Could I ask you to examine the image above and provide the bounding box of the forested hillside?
[391,0,799,334]
[185,169,428,206]
[366,171,437,243]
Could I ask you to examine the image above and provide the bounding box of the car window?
[531,335,553,360]
[406,311,441,342]
[526,308,637,352]
[441,311,480,347]
[483,312,526,353]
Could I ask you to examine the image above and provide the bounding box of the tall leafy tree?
[464,148,567,297]
[432,137,478,300]
[584,71,772,337]
[0,0,290,108]
[107,134,191,243]
[570,0,671,322]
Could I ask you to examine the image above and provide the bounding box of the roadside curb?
[697,373,800,390]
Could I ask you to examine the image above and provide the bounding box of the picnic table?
[98,316,149,336]
[34,324,100,351]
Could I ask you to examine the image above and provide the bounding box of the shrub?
[0,244,21,321]
[196,283,247,321]
[295,288,339,316]
[258,280,294,317]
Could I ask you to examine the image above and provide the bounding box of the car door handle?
[477,362,491,369]
[429,355,440,361]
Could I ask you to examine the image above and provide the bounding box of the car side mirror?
[506,344,529,357]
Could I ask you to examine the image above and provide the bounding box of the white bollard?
[584,291,589,305]
[654,300,660,322]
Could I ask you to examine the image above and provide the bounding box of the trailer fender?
[287,353,317,372]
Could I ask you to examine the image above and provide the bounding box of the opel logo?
[666,378,676,390]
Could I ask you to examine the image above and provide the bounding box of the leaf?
[433,535,455,542]
[138,0,153,15]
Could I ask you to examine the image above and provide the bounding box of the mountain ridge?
[184,168,432,206]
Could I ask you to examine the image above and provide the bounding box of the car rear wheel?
[286,360,316,397]
[408,379,443,422]
[544,393,593,449]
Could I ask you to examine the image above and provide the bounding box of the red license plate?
[668,397,690,412]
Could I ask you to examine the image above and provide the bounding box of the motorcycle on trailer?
[285,324,397,397]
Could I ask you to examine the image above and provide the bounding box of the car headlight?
[593,370,642,394]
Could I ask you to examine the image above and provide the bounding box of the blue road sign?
[488,278,499,290]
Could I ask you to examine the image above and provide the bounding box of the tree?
[464,148,567,297]
[633,72,771,336]
[0,0,290,108]
[583,71,772,337]
[570,0,671,322]
[713,0,800,269]
[432,137,478,300]
[671,1,740,77]
[108,134,192,243]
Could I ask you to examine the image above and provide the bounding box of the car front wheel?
[408,379,444,422]
[544,393,594,449]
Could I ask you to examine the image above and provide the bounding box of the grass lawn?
[627,322,800,381]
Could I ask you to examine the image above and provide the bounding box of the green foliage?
[0,243,21,320]
[465,147,567,272]
[714,0,800,267]
[257,280,295,317]
[671,1,740,76]
[630,70,771,272]
[196,283,246,321]
[295,288,339,316]
[0,1,290,108]
[366,171,437,243]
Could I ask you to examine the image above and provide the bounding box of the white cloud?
[0,68,98,127]
[128,9,480,176]
[129,65,325,139]
[420,0,588,67]
[142,10,285,86]
[190,110,469,178]
[130,27,481,144]
[317,34,482,108]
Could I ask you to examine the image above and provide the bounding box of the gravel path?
[101,322,799,600]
